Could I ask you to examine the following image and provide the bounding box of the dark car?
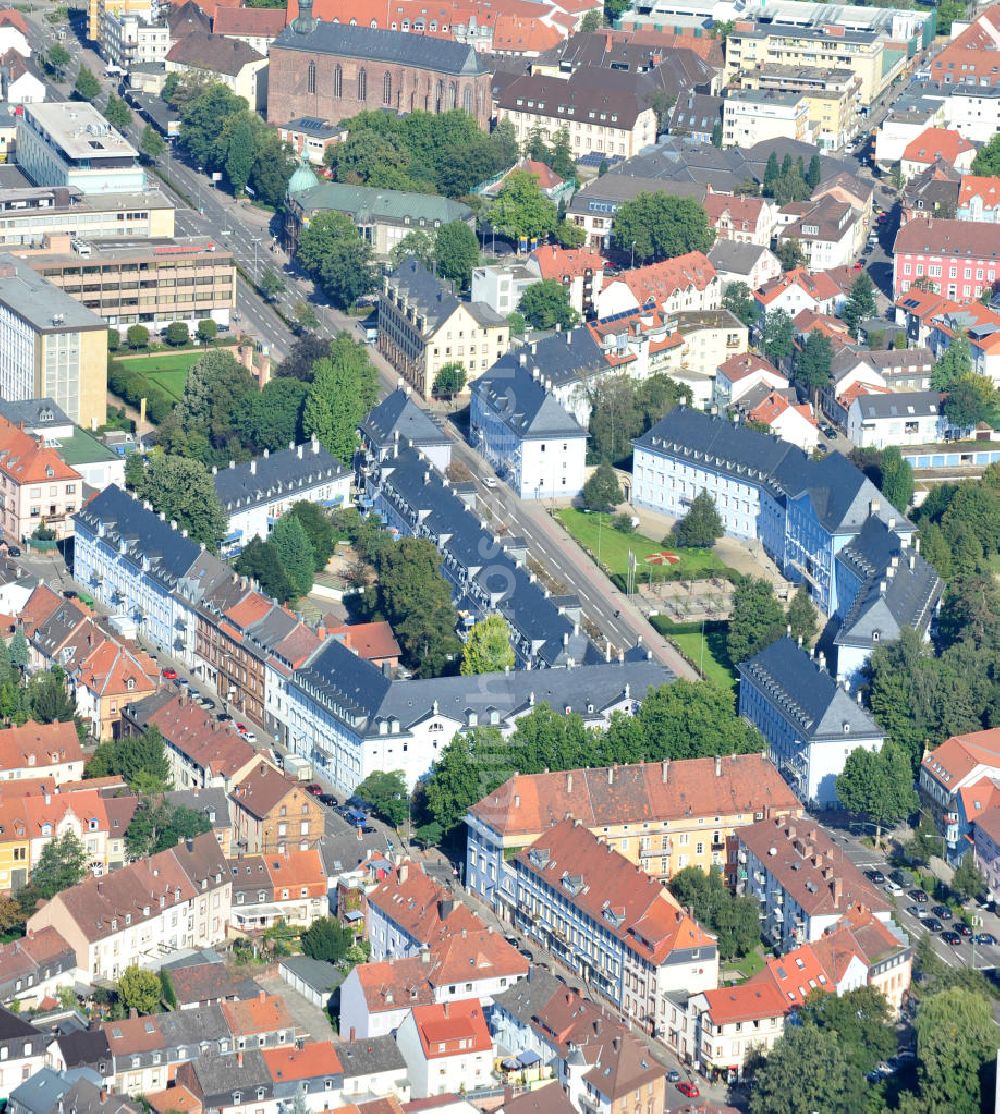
[868,869,886,885]
[359,822,376,834]
[505,936,519,949]
[905,905,923,918]
[6,545,20,557]
[975,932,997,946]
[908,888,929,903]
[941,931,962,946]
[306,783,323,797]
[922,917,944,933]
[820,422,837,438]
[216,712,233,723]
[931,905,953,921]
[955,922,973,937]
[344,809,368,826]
[318,792,338,807]
[666,1070,681,1083]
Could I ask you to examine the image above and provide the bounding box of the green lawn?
[650,617,735,689]
[724,947,766,982]
[120,350,204,399]
[556,508,732,582]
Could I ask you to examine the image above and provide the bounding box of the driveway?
[255,969,335,1043]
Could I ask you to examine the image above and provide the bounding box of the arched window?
[370,18,377,26]
[435,79,443,112]
[463,86,473,114]
[333,64,342,98]
[447,81,457,109]
[383,70,392,105]
[358,68,368,101]
[307,60,315,94]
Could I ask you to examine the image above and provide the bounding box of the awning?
[224,530,242,543]
[517,1051,541,1067]
[344,910,363,923]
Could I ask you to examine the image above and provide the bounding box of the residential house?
[892,217,1000,301]
[378,259,509,398]
[596,251,720,320]
[920,299,1000,386]
[470,359,588,500]
[738,67,861,153]
[713,352,788,409]
[0,799,30,895]
[230,762,324,855]
[47,1029,111,1084]
[469,262,536,320]
[0,50,44,105]
[73,638,159,741]
[738,815,893,950]
[340,931,527,1038]
[526,245,604,317]
[669,309,750,407]
[228,849,328,933]
[703,193,777,248]
[161,957,253,1011]
[102,1014,172,1096]
[846,391,947,449]
[26,831,231,981]
[212,6,285,55]
[746,391,818,452]
[812,904,912,1015]
[901,161,962,225]
[164,787,234,856]
[669,91,723,144]
[682,978,789,1081]
[336,1036,410,1106]
[220,993,296,1050]
[164,35,267,113]
[513,820,718,1034]
[9,1069,137,1114]
[0,721,84,784]
[722,90,810,150]
[754,267,843,319]
[631,408,915,617]
[20,785,136,878]
[899,128,976,184]
[708,239,782,292]
[0,415,84,543]
[213,440,350,558]
[775,196,861,271]
[465,753,802,914]
[275,118,346,167]
[971,804,1000,904]
[174,1051,275,1114]
[0,928,78,1008]
[566,175,707,251]
[737,637,886,805]
[919,727,1000,857]
[357,387,452,473]
[326,623,400,671]
[823,347,935,424]
[0,1007,47,1099]
[395,1000,493,1099]
[957,175,1000,223]
[261,1043,344,1112]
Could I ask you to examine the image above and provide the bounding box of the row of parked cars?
[303,782,377,832]
[868,869,997,947]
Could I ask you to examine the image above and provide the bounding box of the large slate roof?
[739,636,883,741]
[386,257,460,332]
[473,360,586,440]
[489,327,607,390]
[274,19,484,75]
[359,388,450,453]
[213,440,347,514]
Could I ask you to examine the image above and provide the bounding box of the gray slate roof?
[850,391,942,420]
[387,257,459,331]
[739,637,884,741]
[164,787,232,827]
[186,1049,272,1101]
[274,19,484,75]
[473,360,586,440]
[485,327,606,390]
[708,239,770,277]
[491,968,563,1028]
[359,388,450,454]
[212,440,347,514]
[338,1035,406,1078]
[0,398,71,431]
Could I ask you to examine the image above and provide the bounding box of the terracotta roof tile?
[699,978,787,1025]
[959,175,1000,207]
[530,244,605,280]
[262,1041,343,1081]
[232,763,311,820]
[366,861,481,947]
[621,251,716,306]
[221,993,293,1037]
[213,6,285,34]
[717,352,783,384]
[0,720,84,773]
[409,1000,491,1059]
[903,127,976,167]
[922,728,1000,790]
[328,621,400,662]
[0,416,80,485]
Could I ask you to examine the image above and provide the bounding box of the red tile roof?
[77,640,158,699]
[232,762,313,820]
[260,848,326,895]
[959,175,1000,208]
[530,244,604,280]
[838,381,891,409]
[0,416,80,485]
[747,392,815,429]
[756,941,833,1007]
[621,250,716,306]
[366,861,481,947]
[328,621,401,663]
[930,7,1000,86]
[894,216,1000,261]
[225,592,273,631]
[213,6,285,34]
[493,13,563,52]
[903,127,975,168]
[974,802,1000,846]
[355,957,435,1013]
[409,1000,492,1060]
[0,720,84,773]
[699,978,787,1025]
[959,777,999,824]
[145,694,258,780]
[922,728,1000,792]
[756,267,841,307]
[262,1041,343,1081]
[0,9,28,33]
[703,193,767,232]
[221,993,293,1037]
[717,352,783,384]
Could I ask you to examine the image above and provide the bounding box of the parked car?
[306,783,323,797]
[955,922,973,937]
[820,422,837,438]
[6,545,20,557]
[161,667,178,680]
[482,476,498,489]
[941,931,962,946]
[200,697,216,710]
[243,730,257,743]
[931,905,953,921]
[908,888,929,903]
[318,793,338,807]
[884,880,904,896]
[345,809,368,826]
[676,1082,700,1098]
[236,723,248,735]
[975,932,997,946]
[905,905,923,918]
[666,1070,681,1083]
[867,869,886,884]
[921,917,944,933]
[216,713,233,723]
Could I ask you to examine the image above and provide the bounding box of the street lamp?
[251,237,261,280]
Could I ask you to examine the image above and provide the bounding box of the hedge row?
[107,359,175,425]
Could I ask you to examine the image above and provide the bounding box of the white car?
[482,476,498,489]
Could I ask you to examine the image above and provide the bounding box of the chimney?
[237,1052,243,1068]
[97,880,103,895]
[185,837,193,852]
[714,755,722,777]
[832,876,844,904]
[399,862,409,884]
[129,1008,138,1020]
[420,946,431,964]
[608,766,614,786]
[443,1001,449,1018]
[661,759,669,782]
[566,772,572,793]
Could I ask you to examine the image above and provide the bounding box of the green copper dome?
[287,159,320,198]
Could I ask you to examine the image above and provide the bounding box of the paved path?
[255,970,334,1042]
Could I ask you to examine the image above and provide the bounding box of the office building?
[0,184,175,248]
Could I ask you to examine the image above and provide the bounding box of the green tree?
[555,220,587,248]
[160,348,257,465]
[46,42,71,75]
[125,798,211,859]
[581,8,603,29]
[73,66,101,101]
[951,854,986,901]
[197,319,217,344]
[28,831,88,899]
[670,490,723,548]
[392,229,436,270]
[913,987,996,1114]
[489,169,557,245]
[722,281,759,328]
[667,867,759,960]
[164,322,189,347]
[611,192,714,263]
[587,373,690,465]
[235,536,294,603]
[302,333,378,463]
[797,985,895,1077]
[222,112,257,196]
[294,302,320,333]
[128,452,227,550]
[518,279,578,330]
[433,363,467,400]
[301,917,355,962]
[972,131,1000,177]
[28,671,76,724]
[87,726,172,791]
[835,741,917,844]
[424,729,512,839]
[270,514,314,598]
[434,221,480,291]
[843,272,877,338]
[296,211,376,309]
[249,135,295,207]
[904,813,945,866]
[761,309,795,363]
[117,965,163,1015]
[506,310,526,337]
[793,331,833,405]
[806,154,822,190]
[179,83,247,170]
[259,268,284,303]
[160,969,178,1010]
[932,332,972,390]
[353,770,408,827]
[288,501,336,572]
[126,324,150,350]
[750,1025,861,1114]
[727,578,785,665]
[140,125,166,163]
[0,894,25,933]
[461,614,515,675]
[9,631,29,674]
[764,152,780,189]
[881,445,915,510]
[775,238,806,272]
[945,374,997,429]
[785,583,817,647]
[104,94,132,131]
[581,462,622,511]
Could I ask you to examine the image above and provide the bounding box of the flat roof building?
[0,252,107,429]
